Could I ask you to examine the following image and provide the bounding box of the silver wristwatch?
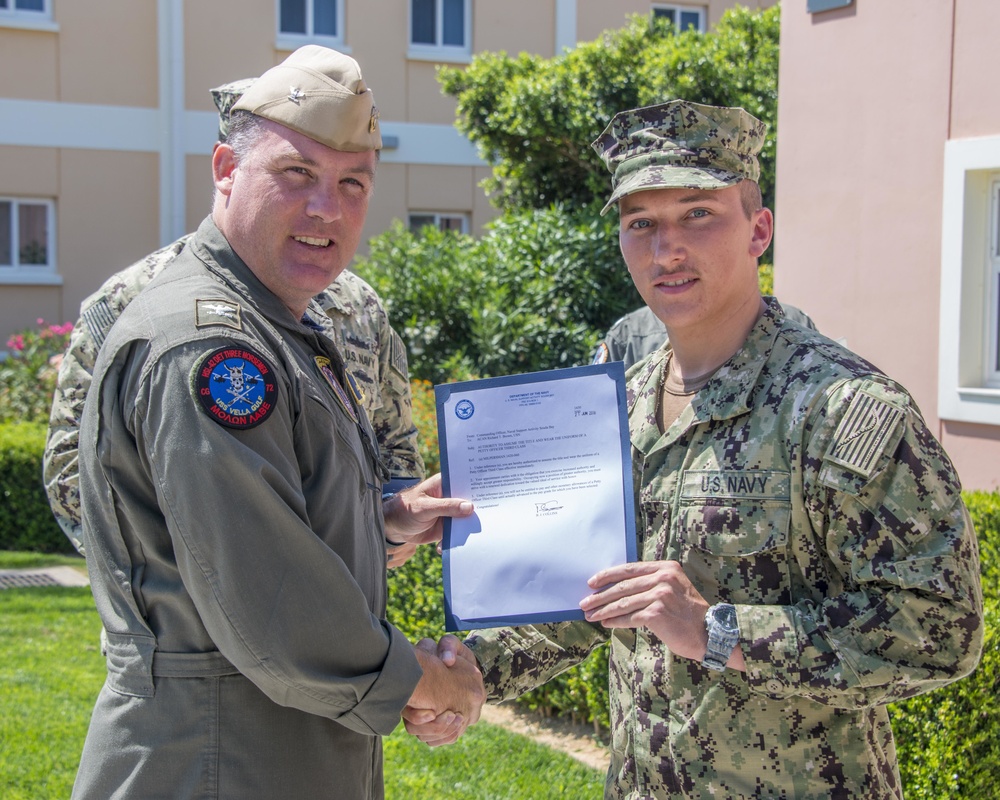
[702,603,739,672]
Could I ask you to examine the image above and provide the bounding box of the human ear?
[212,143,238,197]
[749,207,774,258]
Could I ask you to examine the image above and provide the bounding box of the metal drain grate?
[0,571,63,589]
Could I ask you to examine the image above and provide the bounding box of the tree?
[354,207,641,383]
[439,6,780,213]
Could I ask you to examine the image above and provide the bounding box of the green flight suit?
[73,218,421,800]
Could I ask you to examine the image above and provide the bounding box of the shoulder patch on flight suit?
[825,387,904,479]
[195,299,243,331]
[389,329,408,379]
[591,342,610,365]
[193,346,277,429]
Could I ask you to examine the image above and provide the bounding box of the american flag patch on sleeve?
[826,387,904,479]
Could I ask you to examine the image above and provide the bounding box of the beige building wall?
[0,0,745,358]
[774,0,1000,491]
[578,0,774,41]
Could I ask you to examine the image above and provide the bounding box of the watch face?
[713,604,738,631]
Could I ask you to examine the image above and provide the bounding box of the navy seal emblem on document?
[455,399,475,420]
[194,346,277,429]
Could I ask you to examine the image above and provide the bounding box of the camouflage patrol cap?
[591,100,767,215]
[231,45,381,152]
[210,77,257,141]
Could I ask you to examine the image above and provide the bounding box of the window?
[410,0,470,59]
[987,179,1000,386]
[938,137,1000,425]
[0,198,56,282]
[652,4,706,33]
[408,212,468,235]
[808,0,853,12]
[0,0,54,26]
[277,0,342,45]
[0,0,47,14]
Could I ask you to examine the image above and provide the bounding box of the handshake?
[403,635,486,747]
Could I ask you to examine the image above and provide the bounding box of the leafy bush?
[0,319,73,423]
[469,207,638,376]
[409,379,442,476]
[0,422,70,553]
[439,6,780,213]
[888,490,1000,800]
[356,206,641,383]
[356,222,484,385]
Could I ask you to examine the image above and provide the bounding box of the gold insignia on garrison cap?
[231,45,381,152]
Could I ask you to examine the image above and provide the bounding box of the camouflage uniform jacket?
[468,299,984,800]
[44,235,422,554]
[593,299,818,370]
[72,217,420,799]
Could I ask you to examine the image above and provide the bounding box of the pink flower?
[8,334,25,352]
[36,318,45,326]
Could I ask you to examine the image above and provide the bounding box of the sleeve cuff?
[336,623,422,736]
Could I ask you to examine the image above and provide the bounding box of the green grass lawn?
[0,580,603,799]
[0,550,89,571]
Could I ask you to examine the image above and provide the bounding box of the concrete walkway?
[0,565,89,589]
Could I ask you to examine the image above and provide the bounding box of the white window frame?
[938,136,1000,425]
[275,0,347,52]
[0,0,57,32]
[408,212,469,235]
[651,4,706,33]
[986,178,1000,387]
[408,0,472,64]
[0,197,59,285]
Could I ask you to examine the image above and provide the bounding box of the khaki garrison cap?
[231,45,381,152]
[591,100,767,215]
[210,77,257,141]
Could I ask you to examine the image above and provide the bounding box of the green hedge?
[354,207,642,385]
[0,422,70,553]
[888,490,1000,800]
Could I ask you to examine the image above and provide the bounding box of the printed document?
[436,363,636,630]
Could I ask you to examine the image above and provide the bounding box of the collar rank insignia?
[315,356,358,423]
[194,346,277,429]
[195,299,243,331]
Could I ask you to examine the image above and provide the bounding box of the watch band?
[702,603,739,672]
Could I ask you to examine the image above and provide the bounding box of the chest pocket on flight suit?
[674,470,792,605]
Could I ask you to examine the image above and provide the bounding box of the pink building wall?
[774,0,1000,491]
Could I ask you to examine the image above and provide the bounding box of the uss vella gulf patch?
[194,346,278,429]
